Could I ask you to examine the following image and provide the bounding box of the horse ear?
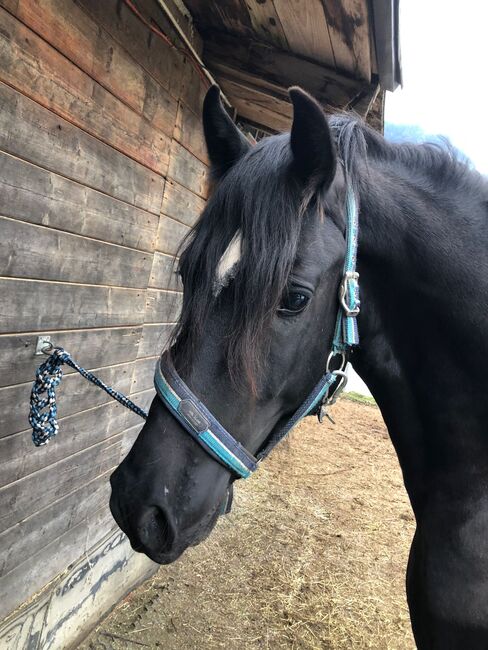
[288,87,336,188]
[203,85,251,180]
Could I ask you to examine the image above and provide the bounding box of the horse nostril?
[137,506,176,554]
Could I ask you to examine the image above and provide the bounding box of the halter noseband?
[153,187,360,480]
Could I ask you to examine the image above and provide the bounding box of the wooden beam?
[243,0,288,50]
[273,0,335,64]
[203,30,364,109]
[321,0,371,81]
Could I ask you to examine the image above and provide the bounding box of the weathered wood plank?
[76,0,185,99]
[0,471,111,577]
[144,289,183,324]
[0,217,153,289]
[0,401,131,488]
[174,101,208,164]
[321,0,371,81]
[183,0,253,38]
[273,0,335,64]
[0,152,159,252]
[149,252,181,291]
[179,53,210,116]
[0,360,134,439]
[131,356,159,394]
[168,139,209,198]
[0,82,163,214]
[5,0,179,135]
[137,323,173,359]
[204,31,361,108]
[0,435,121,533]
[0,278,145,333]
[0,502,117,622]
[156,214,191,256]
[0,7,172,176]
[219,77,292,132]
[161,179,205,228]
[244,0,289,49]
[0,326,141,388]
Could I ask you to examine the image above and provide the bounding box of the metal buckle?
[338,271,360,317]
[318,362,349,424]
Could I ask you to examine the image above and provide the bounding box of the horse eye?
[278,290,310,314]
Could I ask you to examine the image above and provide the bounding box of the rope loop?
[29,347,148,447]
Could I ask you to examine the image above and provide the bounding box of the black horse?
[110,86,488,648]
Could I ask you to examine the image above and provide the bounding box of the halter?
[153,186,360,480]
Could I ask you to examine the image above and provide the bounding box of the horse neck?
[351,156,488,510]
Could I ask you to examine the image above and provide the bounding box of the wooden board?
[204,31,362,109]
[0,359,134,439]
[161,179,206,228]
[76,0,185,99]
[174,101,209,165]
[0,278,146,334]
[0,401,131,488]
[150,252,182,291]
[243,0,289,49]
[0,217,153,289]
[156,214,191,256]
[273,0,335,64]
[321,0,371,81]
[131,356,159,394]
[0,151,159,252]
[218,77,292,132]
[0,82,163,214]
[168,140,209,198]
[0,8,172,176]
[5,0,179,133]
[138,323,173,359]
[144,289,183,324]
[0,326,141,388]
[0,435,122,534]
[0,470,112,577]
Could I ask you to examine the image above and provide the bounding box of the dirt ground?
[80,398,416,650]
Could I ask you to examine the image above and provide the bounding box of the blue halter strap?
[153,186,360,479]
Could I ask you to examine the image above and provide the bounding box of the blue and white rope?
[30,347,147,446]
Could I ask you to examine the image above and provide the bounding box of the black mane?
[172,115,484,390]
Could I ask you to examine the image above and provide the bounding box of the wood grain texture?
[131,356,159,394]
[161,179,205,228]
[0,401,132,488]
[0,327,141,389]
[0,82,163,214]
[0,500,117,621]
[156,214,191,256]
[243,0,289,49]
[5,0,179,133]
[0,471,112,577]
[168,139,209,198]
[174,101,209,164]
[138,323,174,359]
[218,77,291,132]
[273,0,334,63]
[0,360,134,439]
[76,0,185,99]
[0,278,146,333]
[321,0,371,81]
[0,8,172,176]
[204,31,361,108]
[149,252,181,291]
[144,289,183,324]
[0,217,153,289]
[0,152,159,252]
[0,435,121,533]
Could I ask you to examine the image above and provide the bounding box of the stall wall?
[0,0,209,634]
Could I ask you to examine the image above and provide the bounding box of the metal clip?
[338,271,360,317]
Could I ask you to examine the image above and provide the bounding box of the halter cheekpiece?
[154,186,361,480]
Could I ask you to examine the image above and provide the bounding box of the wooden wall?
[0,0,209,623]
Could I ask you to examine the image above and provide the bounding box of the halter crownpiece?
[153,186,361,480]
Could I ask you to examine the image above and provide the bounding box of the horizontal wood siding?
[0,0,210,623]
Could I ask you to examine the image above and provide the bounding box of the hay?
[81,400,415,650]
